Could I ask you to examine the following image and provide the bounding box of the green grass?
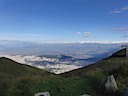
[0,57,55,79]
[0,48,128,96]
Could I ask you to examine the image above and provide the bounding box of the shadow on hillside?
[111,48,126,57]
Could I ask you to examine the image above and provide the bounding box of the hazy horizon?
[0,41,122,74]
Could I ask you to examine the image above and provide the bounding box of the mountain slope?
[0,48,128,96]
[58,48,128,96]
[60,48,127,77]
[0,57,54,79]
[0,57,58,96]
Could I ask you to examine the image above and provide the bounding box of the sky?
[0,0,128,43]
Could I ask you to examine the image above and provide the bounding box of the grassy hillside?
[0,57,57,96]
[0,48,128,96]
[60,48,127,77]
[0,57,55,79]
[60,48,128,95]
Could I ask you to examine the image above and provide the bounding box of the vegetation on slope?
[0,57,55,79]
[0,48,128,96]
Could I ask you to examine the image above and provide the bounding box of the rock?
[34,91,50,96]
[105,75,118,92]
[102,75,118,95]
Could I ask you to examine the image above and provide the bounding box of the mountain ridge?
[60,48,127,77]
[0,57,55,79]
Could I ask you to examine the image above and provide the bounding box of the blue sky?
[0,0,128,42]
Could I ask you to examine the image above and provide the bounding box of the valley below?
[0,41,122,74]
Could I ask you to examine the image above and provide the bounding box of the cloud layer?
[110,6,128,14]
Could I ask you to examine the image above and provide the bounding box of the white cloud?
[76,32,81,35]
[110,10,122,14]
[83,32,92,37]
[76,32,92,37]
[78,41,128,44]
[121,6,128,11]
[112,28,128,31]
[110,6,128,14]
